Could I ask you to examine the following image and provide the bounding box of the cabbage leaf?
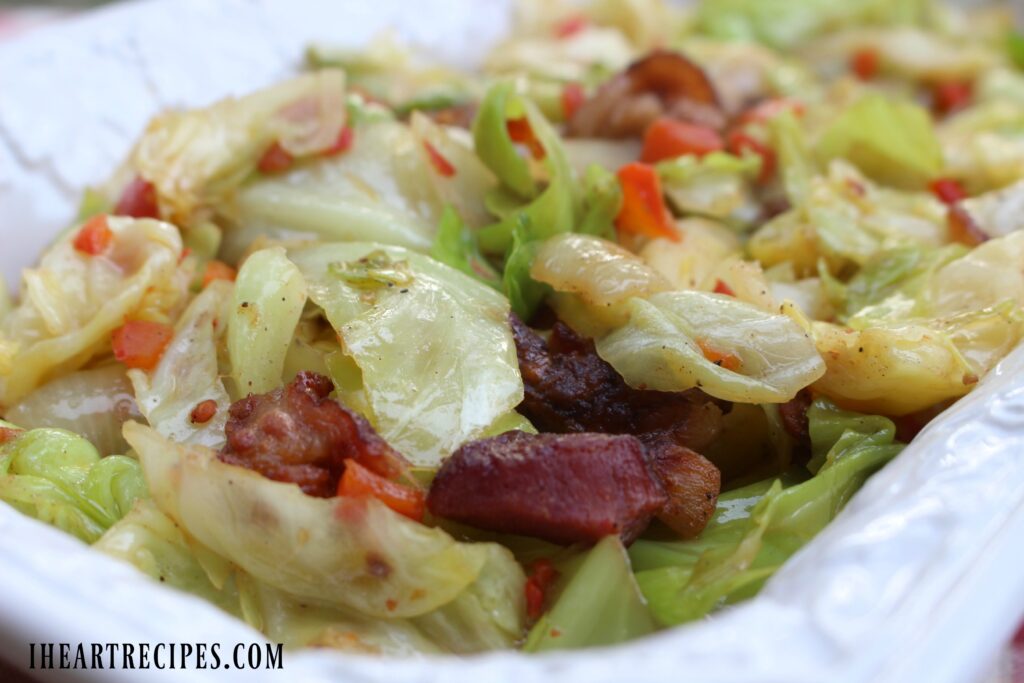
[129,281,233,449]
[596,291,826,403]
[123,422,526,640]
[633,399,902,626]
[0,427,145,543]
[0,217,185,406]
[228,248,308,396]
[289,243,523,466]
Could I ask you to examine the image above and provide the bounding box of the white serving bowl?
[2,2,1023,681]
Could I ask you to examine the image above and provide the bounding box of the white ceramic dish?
[2,1,1024,681]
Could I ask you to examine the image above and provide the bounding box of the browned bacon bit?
[510,315,726,538]
[645,445,720,538]
[777,388,813,465]
[189,399,218,425]
[427,431,668,545]
[511,315,728,455]
[778,389,812,443]
[219,372,410,498]
[947,203,989,247]
[566,50,725,139]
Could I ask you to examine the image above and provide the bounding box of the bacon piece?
[646,445,720,538]
[511,315,727,453]
[219,372,409,498]
[777,388,812,464]
[510,315,727,537]
[427,431,667,545]
[567,50,725,139]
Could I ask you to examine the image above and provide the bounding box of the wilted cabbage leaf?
[234,120,438,252]
[657,151,761,227]
[123,422,525,641]
[0,426,146,543]
[0,217,185,407]
[129,70,346,226]
[130,281,234,449]
[524,536,656,652]
[632,399,902,626]
[817,93,942,190]
[7,364,143,457]
[597,291,826,403]
[812,304,1022,415]
[228,248,308,397]
[288,243,523,466]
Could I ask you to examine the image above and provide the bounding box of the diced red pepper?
[338,459,426,521]
[424,141,456,177]
[507,117,546,160]
[114,176,160,219]
[112,320,174,371]
[72,215,113,256]
[640,118,724,164]
[736,98,805,125]
[190,399,218,425]
[929,177,967,205]
[697,339,742,372]
[0,427,22,445]
[257,141,294,174]
[561,83,586,121]
[202,260,237,287]
[932,81,973,116]
[554,14,588,39]
[524,558,560,620]
[615,162,678,241]
[947,204,989,247]
[322,126,354,157]
[850,48,880,80]
[713,279,735,297]
[726,130,776,184]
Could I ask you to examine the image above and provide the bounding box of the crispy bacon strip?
[566,50,725,139]
[219,372,410,498]
[510,315,726,538]
[427,431,667,545]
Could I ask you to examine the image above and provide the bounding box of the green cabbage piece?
[129,281,233,449]
[817,94,942,190]
[577,164,622,239]
[233,120,437,252]
[0,427,146,543]
[769,110,816,205]
[129,70,346,227]
[228,247,308,396]
[430,205,501,289]
[833,244,967,323]
[694,0,933,50]
[289,243,523,466]
[657,151,761,228]
[595,291,825,404]
[749,161,948,274]
[472,84,579,320]
[0,217,185,406]
[632,399,902,626]
[524,536,656,652]
[122,422,526,650]
[99,497,517,655]
[473,82,537,200]
[504,218,552,320]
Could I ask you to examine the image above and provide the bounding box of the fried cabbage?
[596,291,826,403]
[0,217,185,407]
[289,243,523,466]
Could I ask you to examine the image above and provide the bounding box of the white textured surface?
[2,1,1024,682]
